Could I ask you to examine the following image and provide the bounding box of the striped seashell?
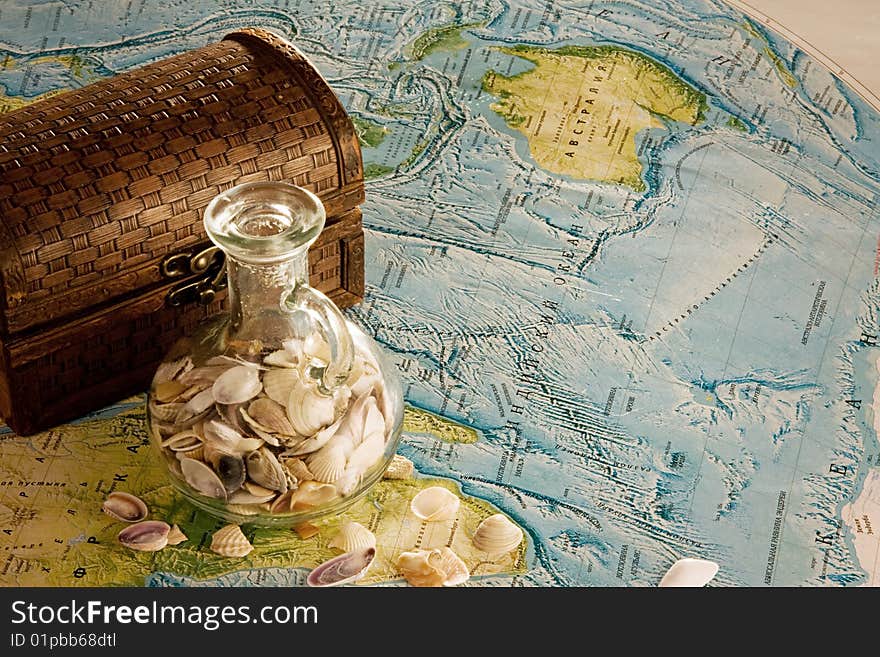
[472,514,523,555]
[210,524,253,557]
[308,445,347,484]
[383,454,414,480]
[329,521,376,553]
[263,368,299,406]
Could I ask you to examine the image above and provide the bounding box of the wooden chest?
[0,28,365,435]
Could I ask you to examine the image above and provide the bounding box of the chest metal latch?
[160,243,227,307]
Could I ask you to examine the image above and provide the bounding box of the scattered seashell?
[264,349,299,368]
[180,457,228,501]
[102,491,148,523]
[294,522,320,540]
[287,379,336,437]
[472,514,523,555]
[283,413,345,456]
[155,380,187,403]
[308,445,347,484]
[432,547,470,586]
[263,368,299,406]
[118,521,170,552]
[307,547,375,587]
[290,481,338,510]
[246,447,288,493]
[383,454,414,480]
[210,524,253,558]
[161,430,203,452]
[345,420,385,476]
[658,558,719,587]
[396,549,445,587]
[410,486,460,522]
[212,365,262,405]
[215,453,246,493]
[177,383,208,402]
[247,397,296,436]
[329,521,376,553]
[166,524,188,546]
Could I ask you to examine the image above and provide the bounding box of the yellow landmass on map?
[483,45,707,191]
[0,404,522,586]
[403,405,479,444]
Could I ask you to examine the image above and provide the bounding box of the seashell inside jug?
[146,182,404,527]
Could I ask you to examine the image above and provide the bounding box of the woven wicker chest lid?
[0,28,364,338]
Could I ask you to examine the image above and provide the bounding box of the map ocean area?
[1,0,880,586]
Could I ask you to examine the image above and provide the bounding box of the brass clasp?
[160,243,227,307]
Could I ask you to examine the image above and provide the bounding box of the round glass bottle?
[146,181,403,527]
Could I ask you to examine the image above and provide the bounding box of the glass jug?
[146,181,403,527]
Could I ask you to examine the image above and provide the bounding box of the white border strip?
[725,0,880,111]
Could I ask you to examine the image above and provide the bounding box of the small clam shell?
[282,457,314,482]
[397,549,445,587]
[184,387,216,415]
[290,481,338,510]
[307,547,375,587]
[118,521,170,552]
[239,413,282,448]
[180,457,228,501]
[264,349,299,368]
[218,402,249,434]
[287,379,336,437]
[215,453,246,493]
[228,488,276,504]
[248,397,297,436]
[212,365,262,405]
[102,491,148,523]
[204,420,264,455]
[210,524,254,558]
[154,380,187,403]
[283,413,344,456]
[308,445,347,484]
[166,524,188,546]
[472,514,523,555]
[263,368,299,406]
[658,558,719,587]
[383,454,414,480]
[161,431,203,452]
[246,447,288,493]
[431,547,470,586]
[410,486,460,522]
[329,521,376,553]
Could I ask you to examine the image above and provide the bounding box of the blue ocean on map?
[2,0,879,586]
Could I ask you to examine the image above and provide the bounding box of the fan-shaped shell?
[329,521,376,553]
[472,514,523,555]
[287,379,337,437]
[383,454,414,480]
[308,445,347,483]
[102,491,148,523]
[176,445,205,462]
[118,521,170,552]
[210,524,253,558]
[307,547,375,587]
[410,486,460,522]
[248,397,296,436]
[228,488,276,505]
[212,365,262,405]
[263,368,299,406]
[246,447,288,492]
[180,457,227,500]
[658,558,719,587]
[290,481,338,510]
[166,524,188,546]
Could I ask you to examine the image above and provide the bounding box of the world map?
[1,0,879,587]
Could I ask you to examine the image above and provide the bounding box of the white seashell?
[347,355,381,399]
[472,514,523,555]
[161,431,203,452]
[410,486,460,522]
[154,355,193,385]
[329,521,376,553]
[383,454,414,480]
[290,481,338,510]
[658,558,719,587]
[308,445,347,483]
[362,400,385,443]
[228,488,276,505]
[264,350,299,368]
[431,547,470,586]
[166,524,188,546]
[210,524,253,557]
[263,368,299,406]
[284,413,346,457]
[184,387,215,415]
[248,397,297,436]
[397,549,445,587]
[246,447,288,493]
[102,491,148,523]
[334,470,361,497]
[118,521,170,552]
[287,379,337,437]
[307,547,375,587]
[282,457,314,482]
[203,420,264,455]
[212,365,262,405]
[180,457,227,500]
